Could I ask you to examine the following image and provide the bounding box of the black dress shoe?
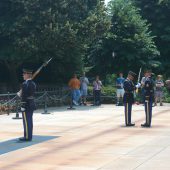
[141,123,151,127]
[126,123,135,127]
[19,137,26,141]
[19,138,32,142]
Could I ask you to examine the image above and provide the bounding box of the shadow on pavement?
[0,135,59,155]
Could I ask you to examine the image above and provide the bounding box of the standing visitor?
[68,74,81,106]
[80,72,89,105]
[116,72,125,106]
[93,75,102,106]
[154,75,164,106]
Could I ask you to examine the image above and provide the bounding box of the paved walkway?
[0,104,170,170]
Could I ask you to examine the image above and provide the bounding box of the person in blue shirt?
[116,72,125,106]
[17,69,36,142]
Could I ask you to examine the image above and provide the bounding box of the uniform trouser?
[124,102,132,125]
[22,110,34,140]
[144,100,153,125]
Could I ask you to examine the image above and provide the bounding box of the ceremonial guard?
[141,69,154,127]
[123,71,137,126]
[17,69,36,141]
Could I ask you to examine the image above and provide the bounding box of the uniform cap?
[144,69,152,73]
[128,71,137,78]
[23,69,33,74]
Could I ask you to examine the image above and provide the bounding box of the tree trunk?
[5,61,20,92]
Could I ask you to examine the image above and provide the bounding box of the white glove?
[135,83,141,88]
[17,91,22,97]
[21,107,25,111]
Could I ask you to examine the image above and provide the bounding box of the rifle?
[32,58,52,80]
[136,67,142,93]
[18,58,52,93]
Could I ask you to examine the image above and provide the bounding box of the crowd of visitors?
[68,71,170,107]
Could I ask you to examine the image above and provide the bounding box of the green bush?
[105,74,117,86]
[102,86,116,96]
[87,85,116,104]
[88,85,116,96]
[164,89,170,103]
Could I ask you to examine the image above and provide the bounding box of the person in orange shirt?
[68,74,81,105]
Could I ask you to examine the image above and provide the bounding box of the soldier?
[123,71,138,127]
[141,69,154,128]
[17,69,36,141]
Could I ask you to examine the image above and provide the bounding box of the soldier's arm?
[123,81,130,91]
[28,82,36,97]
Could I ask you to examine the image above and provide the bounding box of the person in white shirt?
[80,72,89,105]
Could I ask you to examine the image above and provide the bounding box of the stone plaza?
[0,104,170,170]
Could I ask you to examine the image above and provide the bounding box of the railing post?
[41,91,50,114]
[7,92,10,115]
[12,99,22,119]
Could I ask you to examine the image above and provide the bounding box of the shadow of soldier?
[0,135,59,155]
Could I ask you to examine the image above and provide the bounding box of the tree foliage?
[87,0,159,77]
[0,0,169,91]
[0,0,108,88]
[133,0,170,75]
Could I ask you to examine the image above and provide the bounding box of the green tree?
[133,0,170,75]
[87,0,160,77]
[0,0,108,89]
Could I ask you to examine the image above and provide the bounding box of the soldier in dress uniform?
[141,69,154,128]
[123,71,137,127]
[17,69,36,141]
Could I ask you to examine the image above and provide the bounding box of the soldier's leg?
[22,112,26,138]
[30,111,33,140]
[125,102,130,125]
[22,111,29,140]
[145,101,149,125]
[149,100,153,126]
[143,100,151,127]
[128,102,132,124]
[26,110,33,140]
[124,103,128,125]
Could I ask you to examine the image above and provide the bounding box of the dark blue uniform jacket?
[123,79,135,103]
[21,80,36,111]
[144,77,154,100]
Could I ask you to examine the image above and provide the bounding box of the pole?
[12,100,22,119]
